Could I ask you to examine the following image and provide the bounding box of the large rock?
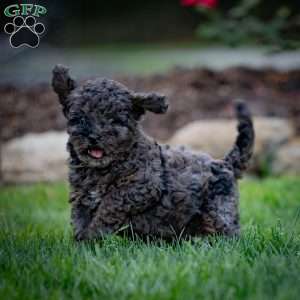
[272,139,300,175]
[1,118,297,183]
[168,117,294,172]
[2,131,68,183]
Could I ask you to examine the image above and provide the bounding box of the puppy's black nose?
[89,137,98,145]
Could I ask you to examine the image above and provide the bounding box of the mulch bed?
[1,67,300,142]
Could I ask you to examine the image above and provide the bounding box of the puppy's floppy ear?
[131,92,168,119]
[52,64,77,117]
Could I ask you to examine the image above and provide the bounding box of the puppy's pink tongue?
[88,148,103,159]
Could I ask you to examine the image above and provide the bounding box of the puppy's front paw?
[74,225,114,241]
[74,230,89,242]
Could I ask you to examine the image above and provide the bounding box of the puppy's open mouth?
[88,147,104,159]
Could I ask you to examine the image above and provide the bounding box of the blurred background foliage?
[194,0,300,49]
[1,0,298,48]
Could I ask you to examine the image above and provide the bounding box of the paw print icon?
[4,16,45,48]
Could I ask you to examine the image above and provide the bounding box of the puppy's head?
[52,65,168,168]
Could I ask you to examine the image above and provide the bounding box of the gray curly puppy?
[52,65,254,241]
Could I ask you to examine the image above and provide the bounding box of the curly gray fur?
[52,64,255,241]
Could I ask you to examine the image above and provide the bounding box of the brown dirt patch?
[1,67,299,142]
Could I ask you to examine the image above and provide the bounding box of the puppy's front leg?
[75,200,127,241]
[70,200,94,241]
[75,220,115,241]
[74,185,160,241]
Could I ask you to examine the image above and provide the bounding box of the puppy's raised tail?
[225,101,255,179]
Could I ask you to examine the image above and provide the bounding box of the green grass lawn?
[1,177,300,300]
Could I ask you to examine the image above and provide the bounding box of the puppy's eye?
[68,116,80,127]
[113,125,129,140]
[68,115,91,135]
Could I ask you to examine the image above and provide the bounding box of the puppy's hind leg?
[200,163,240,236]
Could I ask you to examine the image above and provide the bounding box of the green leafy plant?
[185,0,300,49]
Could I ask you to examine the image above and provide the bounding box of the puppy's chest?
[72,170,153,207]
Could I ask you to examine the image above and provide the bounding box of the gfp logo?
[3,4,47,48]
